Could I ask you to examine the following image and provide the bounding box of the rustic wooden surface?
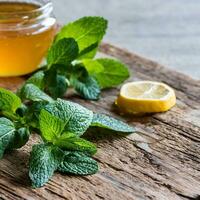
[0,43,200,200]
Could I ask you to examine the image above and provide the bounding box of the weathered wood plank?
[0,43,200,200]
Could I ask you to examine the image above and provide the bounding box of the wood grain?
[0,43,200,200]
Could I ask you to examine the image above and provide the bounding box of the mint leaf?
[81,59,104,74]
[0,118,30,159]
[47,38,79,67]
[26,101,49,129]
[0,118,15,159]
[44,99,93,136]
[91,113,135,133]
[16,104,28,118]
[72,75,100,100]
[56,16,108,58]
[29,144,64,188]
[46,73,68,99]
[26,71,45,89]
[70,67,100,100]
[20,84,53,103]
[54,133,97,155]
[8,127,30,149]
[58,151,98,175]
[17,71,45,98]
[78,42,98,59]
[94,58,130,88]
[39,110,66,142]
[0,88,21,113]
[39,110,96,154]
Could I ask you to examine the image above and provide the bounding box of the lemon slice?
[116,81,176,113]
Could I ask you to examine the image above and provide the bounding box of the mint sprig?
[0,16,135,188]
[0,86,134,188]
[18,16,130,100]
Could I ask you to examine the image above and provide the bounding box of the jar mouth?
[0,0,52,15]
[0,0,54,31]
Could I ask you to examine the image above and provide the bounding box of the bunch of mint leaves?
[17,16,130,100]
[0,87,135,188]
[0,16,135,188]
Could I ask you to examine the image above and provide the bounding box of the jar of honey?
[0,0,56,77]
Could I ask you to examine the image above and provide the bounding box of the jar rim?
[0,0,53,15]
[0,0,54,31]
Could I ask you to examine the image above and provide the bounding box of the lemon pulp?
[116,81,176,113]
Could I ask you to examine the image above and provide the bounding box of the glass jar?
[0,0,57,77]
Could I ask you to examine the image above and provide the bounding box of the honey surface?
[0,2,39,12]
[0,2,56,77]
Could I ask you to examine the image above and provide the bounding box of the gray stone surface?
[52,0,200,79]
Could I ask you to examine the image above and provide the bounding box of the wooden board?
[0,43,200,200]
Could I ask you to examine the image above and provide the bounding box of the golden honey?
[0,1,56,76]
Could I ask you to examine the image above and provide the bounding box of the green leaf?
[94,58,130,88]
[58,151,98,175]
[0,119,30,158]
[0,118,15,159]
[16,104,28,118]
[70,67,101,100]
[44,99,93,136]
[47,38,79,67]
[81,59,104,74]
[20,84,53,103]
[0,88,21,113]
[26,71,45,89]
[8,127,30,149]
[39,110,66,142]
[46,72,68,99]
[91,113,135,133]
[29,144,64,188]
[17,71,45,98]
[54,132,97,155]
[56,16,108,58]
[72,76,100,100]
[48,75,68,99]
[26,101,49,129]
[78,42,99,59]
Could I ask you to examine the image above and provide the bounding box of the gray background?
[52,0,200,79]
